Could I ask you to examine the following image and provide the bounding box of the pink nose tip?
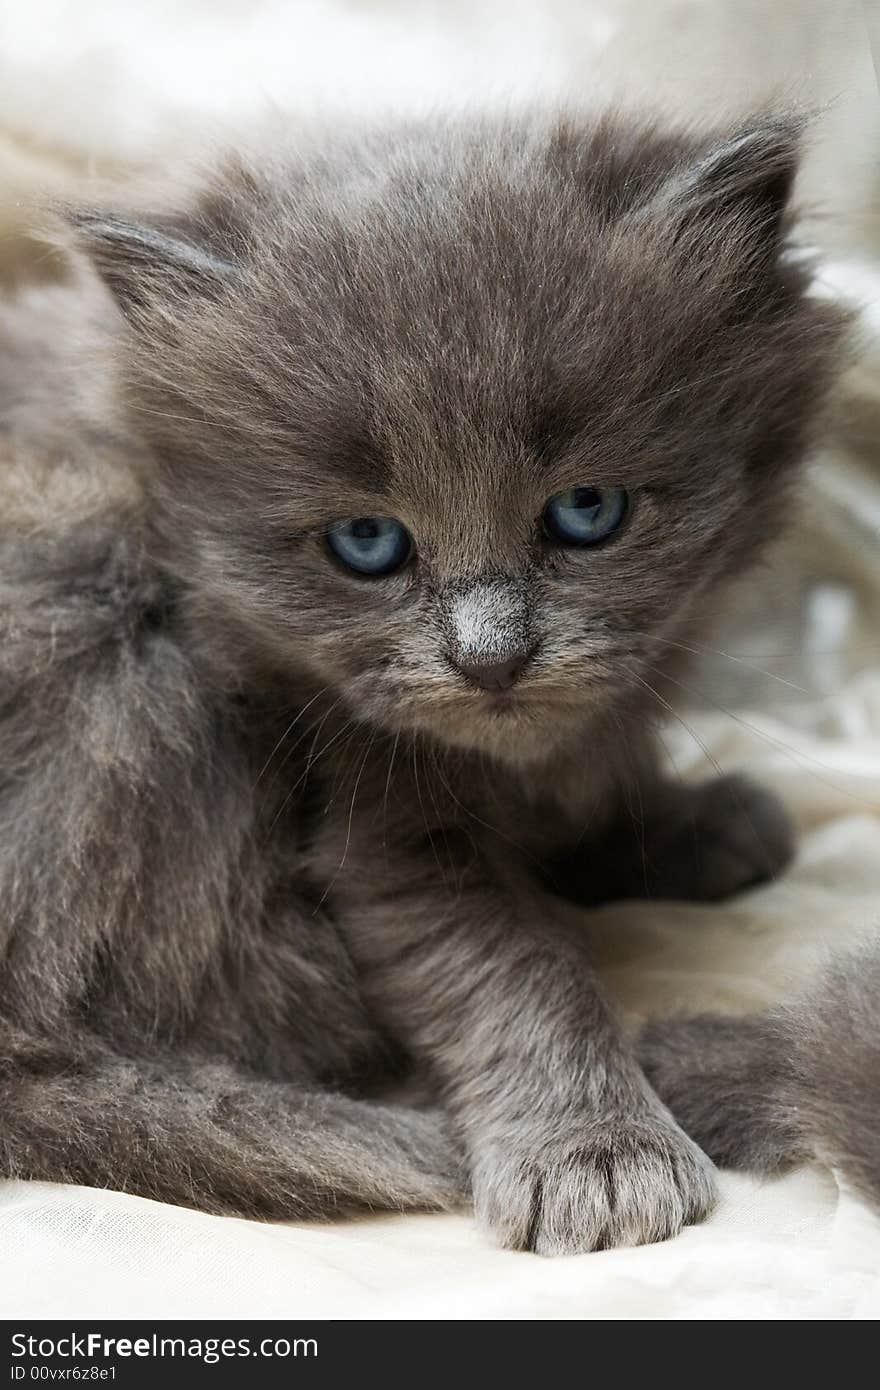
[455,651,532,691]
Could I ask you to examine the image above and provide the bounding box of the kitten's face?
[78,115,844,764]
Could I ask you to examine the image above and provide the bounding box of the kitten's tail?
[0,1026,465,1219]
[638,941,880,1205]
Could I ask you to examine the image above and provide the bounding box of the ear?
[642,116,804,248]
[66,210,238,319]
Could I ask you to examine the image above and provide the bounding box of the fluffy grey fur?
[0,109,857,1253]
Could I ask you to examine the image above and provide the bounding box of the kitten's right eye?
[325,517,413,576]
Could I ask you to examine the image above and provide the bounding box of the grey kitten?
[0,108,864,1255]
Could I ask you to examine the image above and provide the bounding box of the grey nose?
[456,651,532,691]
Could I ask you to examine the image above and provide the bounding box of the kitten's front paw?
[471,1112,716,1255]
[665,773,795,901]
[550,773,794,907]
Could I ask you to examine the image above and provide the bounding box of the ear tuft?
[66,211,237,317]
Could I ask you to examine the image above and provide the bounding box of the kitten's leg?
[0,1026,465,1217]
[329,842,716,1254]
[549,773,794,905]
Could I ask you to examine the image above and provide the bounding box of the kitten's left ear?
[644,116,804,249]
[65,210,238,321]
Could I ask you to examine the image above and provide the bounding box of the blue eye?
[542,486,628,546]
[326,516,413,576]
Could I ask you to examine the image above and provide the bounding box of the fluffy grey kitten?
[0,108,871,1255]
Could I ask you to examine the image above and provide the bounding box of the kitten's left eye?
[325,516,413,575]
[542,486,628,546]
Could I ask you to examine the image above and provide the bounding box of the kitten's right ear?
[65,211,238,321]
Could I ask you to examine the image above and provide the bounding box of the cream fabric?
[0,0,879,1322]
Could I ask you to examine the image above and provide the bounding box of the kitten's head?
[72,112,846,763]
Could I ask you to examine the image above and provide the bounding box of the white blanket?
[0,0,878,1321]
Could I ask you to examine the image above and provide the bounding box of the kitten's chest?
[279,714,623,874]
[402,730,628,860]
[455,747,623,861]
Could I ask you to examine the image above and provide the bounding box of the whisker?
[323,723,364,812]
[624,664,727,782]
[313,729,376,914]
[412,734,444,882]
[262,701,348,840]
[421,741,459,897]
[381,728,402,853]
[260,697,344,806]
[628,628,810,694]
[638,658,879,813]
[612,708,649,893]
[298,716,355,795]
[253,685,329,790]
[623,662,770,864]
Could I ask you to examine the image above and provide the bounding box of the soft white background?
[0,0,879,1320]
